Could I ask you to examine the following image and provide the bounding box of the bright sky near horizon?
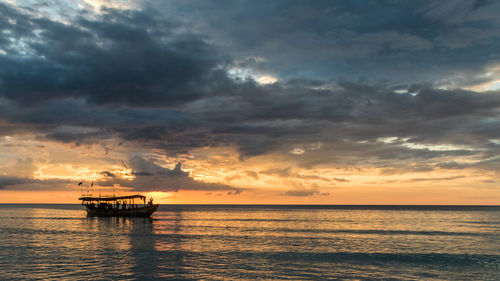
[1,0,500,204]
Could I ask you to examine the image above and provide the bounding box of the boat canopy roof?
[79,194,146,201]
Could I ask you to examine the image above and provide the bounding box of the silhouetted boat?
[79,194,159,217]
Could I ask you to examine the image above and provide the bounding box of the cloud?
[100,171,116,178]
[284,189,319,197]
[0,0,499,189]
[97,156,240,192]
[334,178,349,183]
[260,167,292,177]
[154,0,500,85]
[0,176,71,190]
[0,2,230,107]
[227,189,243,195]
[2,71,500,174]
[283,186,329,197]
[244,171,259,180]
[402,176,466,183]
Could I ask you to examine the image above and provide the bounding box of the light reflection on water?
[0,205,499,280]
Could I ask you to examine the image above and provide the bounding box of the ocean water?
[0,205,499,280]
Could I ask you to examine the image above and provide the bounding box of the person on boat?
[148,197,153,206]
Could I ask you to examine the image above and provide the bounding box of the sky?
[0,0,500,204]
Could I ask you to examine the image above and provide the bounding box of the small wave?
[153,224,486,236]
[2,217,85,220]
[157,205,500,211]
[213,251,500,266]
[152,217,344,223]
[258,228,483,236]
[459,220,500,225]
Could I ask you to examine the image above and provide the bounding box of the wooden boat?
[79,194,159,217]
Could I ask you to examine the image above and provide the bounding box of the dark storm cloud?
[157,0,500,86]
[0,2,231,107]
[0,1,499,181]
[194,83,500,164]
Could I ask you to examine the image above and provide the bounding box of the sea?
[0,204,499,280]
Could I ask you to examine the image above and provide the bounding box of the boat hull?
[85,204,159,217]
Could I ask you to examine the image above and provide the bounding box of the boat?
[78,194,159,217]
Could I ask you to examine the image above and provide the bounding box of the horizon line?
[1,203,499,207]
